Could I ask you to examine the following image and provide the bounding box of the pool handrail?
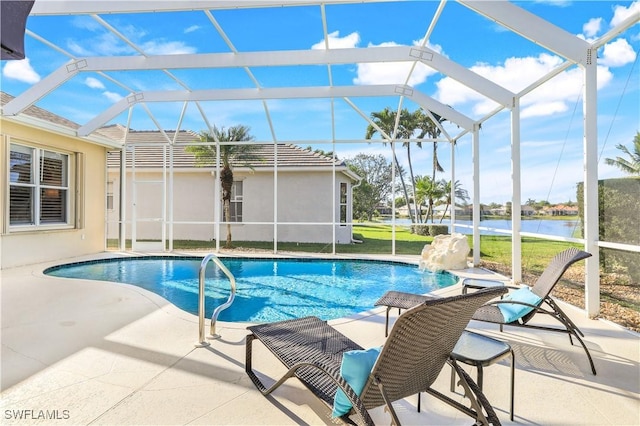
[196,253,237,346]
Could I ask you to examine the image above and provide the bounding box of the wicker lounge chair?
[245,286,506,425]
[472,247,596,375]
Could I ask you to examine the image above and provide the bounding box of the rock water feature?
[419,233,470,272]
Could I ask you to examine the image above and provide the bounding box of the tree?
[604,131,640,176]
[413,109,447,222]
[439,180,470,223]
[365,107,416,223]
[186,125,259,248]
[305,146,336,158]
[346,153,394,221]
[414,176,444,223]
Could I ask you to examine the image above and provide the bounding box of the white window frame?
[221,181,243,223]
[8,142,72,230]
[339,182,348,226]
[106,180,114,211]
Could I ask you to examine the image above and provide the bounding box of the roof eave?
[2,114,124,149]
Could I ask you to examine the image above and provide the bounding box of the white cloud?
[355,56,434,86]
[311,31,360,49]
[85,77,105,89]
[66,19,196,56]
[184,25,201,34]
[435,53,615,119]
[311,33,438,86]
[611,1,640,27]
[356,41,440,86]
[67,32,133,56]
[141,40,197,55]
[103,91,123,102]
[599,38,637,67]
[2,59,40,84]
[583,18,602,38]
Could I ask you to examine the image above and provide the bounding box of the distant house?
[542,204,579,216]
[105,126,360,246]
[489,205,536,216]
[375,204,392,216]
[490,206,508,216]
[396,203,425,217]
[433,204,466,217]
[521,205,536,216]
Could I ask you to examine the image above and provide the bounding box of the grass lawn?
[114,223,579,275]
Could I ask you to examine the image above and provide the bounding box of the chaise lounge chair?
[471,247,596,375]
[245,286,506,425]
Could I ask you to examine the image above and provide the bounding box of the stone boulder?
[419,233,470,272]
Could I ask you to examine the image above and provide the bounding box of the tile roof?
[1,91,80,129]
[106,129,346,170]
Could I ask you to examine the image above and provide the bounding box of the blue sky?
[2,1,639,204]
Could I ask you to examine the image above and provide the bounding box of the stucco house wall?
[1,110,108,269]
[107,166,355,245]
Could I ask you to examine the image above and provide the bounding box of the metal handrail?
[196,253,236,347]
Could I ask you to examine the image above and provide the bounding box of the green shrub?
[429,225,449,236]
[577,177,640,283]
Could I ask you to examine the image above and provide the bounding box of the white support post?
[511,99,522,283]
[583,52,600,318]
[273,142,278,254]
[450,141,456,232]
[168,144,174,252]
[119,149,126,251]
[472,125,480,266]
[214,142,221,253]
[161,146,167,251]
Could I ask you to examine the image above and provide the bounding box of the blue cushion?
[498,286,543,323]
[332,346,382,417]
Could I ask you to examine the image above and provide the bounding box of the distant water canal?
[382,218,581,238]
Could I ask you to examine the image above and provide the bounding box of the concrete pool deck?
[1,251,639,425]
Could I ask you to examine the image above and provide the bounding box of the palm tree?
[414,176,444,224]
[186,125,258,248]
[604,131,640,176]
[438,180,470,223]
[414,109,446,222]
[365,107,415,222]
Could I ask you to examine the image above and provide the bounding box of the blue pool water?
[45,257,458,322]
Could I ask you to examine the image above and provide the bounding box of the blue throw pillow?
[498,286,542,323]
[332,346,382,417]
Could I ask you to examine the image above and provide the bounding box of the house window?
[106,181,114,211]
[340,182,347,225]
[223,181,243,222]
[9,143,69,227]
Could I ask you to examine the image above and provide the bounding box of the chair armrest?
[485,299,540,309]
[285,361,375,426]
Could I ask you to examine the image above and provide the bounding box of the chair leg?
[425,359,501,426]
[385,307,391,337]
[509,349,514,421]
[546,298,597,375]
[374,378,402,426]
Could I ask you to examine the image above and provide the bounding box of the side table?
[374,290,436,337]
[450,330,515,421]
[462,278,508,294]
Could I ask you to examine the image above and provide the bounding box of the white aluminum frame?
[3,0,639,317]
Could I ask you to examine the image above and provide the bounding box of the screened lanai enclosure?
[2,0,639,318]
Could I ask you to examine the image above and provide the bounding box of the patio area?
[1,252,638,425]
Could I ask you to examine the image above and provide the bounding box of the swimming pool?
[45,256,458,322]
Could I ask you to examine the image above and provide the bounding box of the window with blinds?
[340,182,347,225]
[9,143,70,227]
[223,181,243,222]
